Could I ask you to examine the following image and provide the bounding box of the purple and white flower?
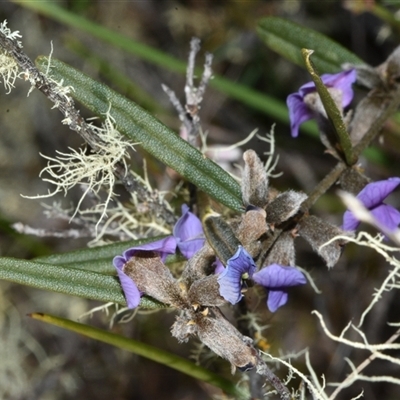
[252,264,307,312]
[113,236,177,308]
[217,246,306,312]
[113,204,205,308]
[287,69,356,138]
[343,177,400,232]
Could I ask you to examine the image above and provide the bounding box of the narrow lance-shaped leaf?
[29,313,246,399]
[35,57,243,212]
[35,236,184,275]
[302,49,356,166]
[257,17,364,73]
[15,2,388,158]
[0,257,165,309]
[15,1,304,132]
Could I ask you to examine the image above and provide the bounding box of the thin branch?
[0,27,176,228]
[328,328,400,399]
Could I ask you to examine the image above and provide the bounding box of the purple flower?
[253,264,306,312]
[213,258,225,275]
[287,69,356,138]
[173,204,205,259]
[217,247,306,312]
[343,177,400,232]
[113,237,177,308]
[217,246,256,304]
[113,205,204,308]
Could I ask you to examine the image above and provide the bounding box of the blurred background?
[1,1,400,399]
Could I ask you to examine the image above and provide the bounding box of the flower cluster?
[114,203,306,313]
[113,148,353,369]
[114,205,260,370]
[113,144,355,324]
[286,70,400,236]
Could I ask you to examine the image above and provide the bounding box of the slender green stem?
[300,162,347,212]
[372,4,400,35]
[30,313,245,398]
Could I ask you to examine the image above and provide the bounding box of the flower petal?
[173,204,205,258]
[213,258,225,274]
[173,204,203,242]
[113,256,141,308]
[113,255,126,270]
[287,93,313,138]
[267,290,288,313]
[113,236,177,307]
[254,265,306,312]
[177,238,206,259]
[319,69,356,107]
[342,209,360,231]
[217,246,256,304]
[371,204,400,232]
[287,69,356,138]
[357,178,400,210]
[253,264,306,288]
[123,236,177,262]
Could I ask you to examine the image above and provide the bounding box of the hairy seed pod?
[242,150,269,208]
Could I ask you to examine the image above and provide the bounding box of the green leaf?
[36,236,167,264]
[30,313,246,398]
[35,236,184,275]
[65,36,165,114]
[0,257,165,309]
[301,49,355,166]
[36,57,243,212]
[257,17,365,73]
[13,1,321,136]
[0,256,124,302]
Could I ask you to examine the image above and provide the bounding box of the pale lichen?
[23,108,136,231]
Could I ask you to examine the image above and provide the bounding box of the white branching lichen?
[199,128,258,179]
[0,20,22,45]
[322,231,400,327]
[257,124,283,179]
[0,52,19,94]
[23,109,136,230]
[0,21,22,94]
[267,231,400,399]
[44,41,74,105]
[0,297,66,399]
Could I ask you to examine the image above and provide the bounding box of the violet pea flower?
[252,264,307,313]
[113,236,177,308]
[217,246,306,312]
[343,177,400,232]
[113,205,204,308]
[217,246,256,304]
[287,69,356,138]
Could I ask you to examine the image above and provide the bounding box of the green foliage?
[14,0,317,133]
[0,235,186,308]
[36,57,243,212]
[257,16,364,73]
[35,235,183,274]
[0,257,126,304]
[30,313,246,399]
